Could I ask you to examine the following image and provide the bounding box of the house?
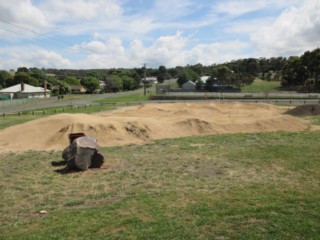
[182,80,196,91]
[70,85,87,93]
[200,76,210,83]
[0,82,50,99]
[141,77,158,85]
[99,80,106,89]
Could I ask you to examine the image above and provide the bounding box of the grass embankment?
[0,130,319,239]
[241,79,281,93]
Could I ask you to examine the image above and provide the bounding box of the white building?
[0,83,50,99]
[200,76,210,83]
[142,77,158,85]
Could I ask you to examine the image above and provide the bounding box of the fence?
[2,98,320,118]
[1,104,92,118]
[0,97,57,109]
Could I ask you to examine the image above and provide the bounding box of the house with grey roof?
[181,80,196,91]
[0,83,50,99]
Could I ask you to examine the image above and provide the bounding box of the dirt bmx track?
[0,102,310,153]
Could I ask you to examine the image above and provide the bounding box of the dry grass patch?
[0,131,319,239]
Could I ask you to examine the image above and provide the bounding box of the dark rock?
[62,136,104,171]
[90,152,105,168]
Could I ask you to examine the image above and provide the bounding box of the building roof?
[142,77,158,82]
[71,85,87,91]
[182,80,196,86]
[200,76,210,82]
[0,83,50,93]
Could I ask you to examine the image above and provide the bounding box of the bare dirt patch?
[0,102,308,153]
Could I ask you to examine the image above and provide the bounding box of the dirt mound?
[285,104,320,116]
[0,102,309,153]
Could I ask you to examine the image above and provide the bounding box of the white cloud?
[39,0,123,22]
[251,0,320,57]
[93,32,103,40]
[0,31,250,70]
[0,46,72,70]
[68,32,249,69]
[0,0,126,39]
[211,0,300,17]
[74,37,125,55]
[154,0,197,18]
[225,17,275,35]
[1,0,318,70]
[0,0,50,29]
[187,40,249,65]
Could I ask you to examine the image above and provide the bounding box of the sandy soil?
[0,102,309,153]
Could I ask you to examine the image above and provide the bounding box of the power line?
[0,19,97,55]
[0,19,55,41]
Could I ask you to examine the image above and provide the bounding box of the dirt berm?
[285,104,320,116]
[0,102,309,153]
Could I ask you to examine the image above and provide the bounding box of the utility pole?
[143,63,147,96]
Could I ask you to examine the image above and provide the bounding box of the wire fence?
[1,104,92,118]
[2,98,320,118]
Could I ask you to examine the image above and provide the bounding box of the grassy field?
[95,92,150,103]
[0,128,319,239]
[241,79,281,93]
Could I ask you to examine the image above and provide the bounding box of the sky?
[0,0,320,70]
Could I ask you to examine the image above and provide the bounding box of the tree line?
[0,48,319,93]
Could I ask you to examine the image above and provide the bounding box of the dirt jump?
[0,102,311,153]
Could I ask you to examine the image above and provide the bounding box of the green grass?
[305,115,320,126]
[163,79,179,88]
[21,104,116,115]
[242,79,281,93]
[0,115,45,130]
[0,131,319,239]
[95,92,150,103]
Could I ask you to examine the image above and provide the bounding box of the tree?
[237,72,254,87]
[105,75,122,92]
[282,56,307,87]
[177,69,199,87]
[29,68,45,83]
[17,67,29,73]
[167,68,179,78]
[195,79,204,91]
[247,60,260,75]
[214,66,234,85]
[55,81,71,95]
[13,72,39,86]
[122,76,135,91]
[205,76,217,91]
[190,63,204,75]
[157,66,167,83]
[81,77,100,93]
[177,72,189,87]
[0,70,12,89]
[64,76,81,86]
[45,76,59,90]
[301,48,320,90]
